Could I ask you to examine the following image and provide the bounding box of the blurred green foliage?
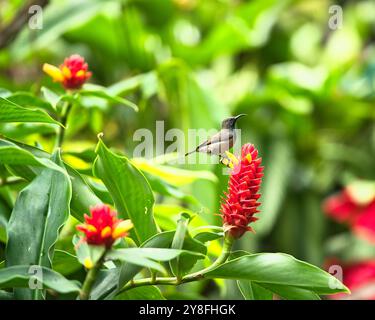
[0,0,374,299]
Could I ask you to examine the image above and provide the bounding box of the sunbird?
[185,114,246,158]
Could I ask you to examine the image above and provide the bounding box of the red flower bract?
[76,204,133,247]
[43,54,91,90]
[323,183,375,243]
[220,144,264,238]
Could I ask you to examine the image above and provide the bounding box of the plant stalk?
[79,251,107,300]
[118,234,234,294]
[56,101,72,149]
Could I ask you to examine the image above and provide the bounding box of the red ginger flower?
[220,144,264,238]
[76,204,133,247]
[323,181,375,243]
[43,54,91,90]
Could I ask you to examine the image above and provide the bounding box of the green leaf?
[107,72,158,100]
[80,84,138,111]
[193,231,223,243]
[106,248,204,273]
[0,123,56,139]
[0,88,11,97]
[169,213,206,276]
[0,138,101,221]
[0,97,62,126]
[237,281,273,300]
[259,283,320,300]
[93,137,157,244]
[52,250,82,276]
[0,290,13,299]
[143,171,199,206]
[114,285,165,300]
[170,213,190,277]
[6,92,56,114]
[41,87,60,110]
[231,251,320,300]
[153,204,209,231]
[90,231,174,300]
[0,265,80,294]
[204,253,349,295]
[133,157,218,186]
[6,151,72,299]
[0,140,66,173]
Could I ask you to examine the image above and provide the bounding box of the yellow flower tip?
[228,162,234,169]
[42,63,64,82]
[112,220,133,239]
[101,226,112,238]
[75,70,85,77]
[61,65,72,79]
[225,151,239,165]
[83,257,93,269]
[245,153,252,164]
[86,224,97,233]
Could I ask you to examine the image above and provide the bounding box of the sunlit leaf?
[0,97,61,126]
[93,137,157,244]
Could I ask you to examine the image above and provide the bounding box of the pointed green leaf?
[7,92,56,114]
[52,250,82,276]
[170,213,206,277]
[114,285,165,300]
[259,283,320,300]
[6,151,72,299]
[0,97,61,126]
[0,140,65,173]
[0,265,80,294]
[107,248,204,273]
[204,253,349,295]
[0,138,101,221]
[93,137,157,244]
[237,281,273,300]
[80,84,138,111]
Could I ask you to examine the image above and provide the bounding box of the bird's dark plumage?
[185,114,246,157]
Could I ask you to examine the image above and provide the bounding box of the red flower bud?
[220,144,264,238]
[76,204,133,247]
[43,54,91,90]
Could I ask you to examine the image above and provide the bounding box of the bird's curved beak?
[235,114,247,120]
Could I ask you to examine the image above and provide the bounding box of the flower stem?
[56,101,72,149]
[118,234,234,294]
[183,234,234,282]
[79,251,107,300]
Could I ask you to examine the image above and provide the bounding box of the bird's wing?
[196,130,233,150]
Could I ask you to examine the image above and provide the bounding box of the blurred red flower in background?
[76,204,133,247]
[323,181,375,243]
[220,143,264,238]
[326,259,375,300]
[43,54,91,90]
